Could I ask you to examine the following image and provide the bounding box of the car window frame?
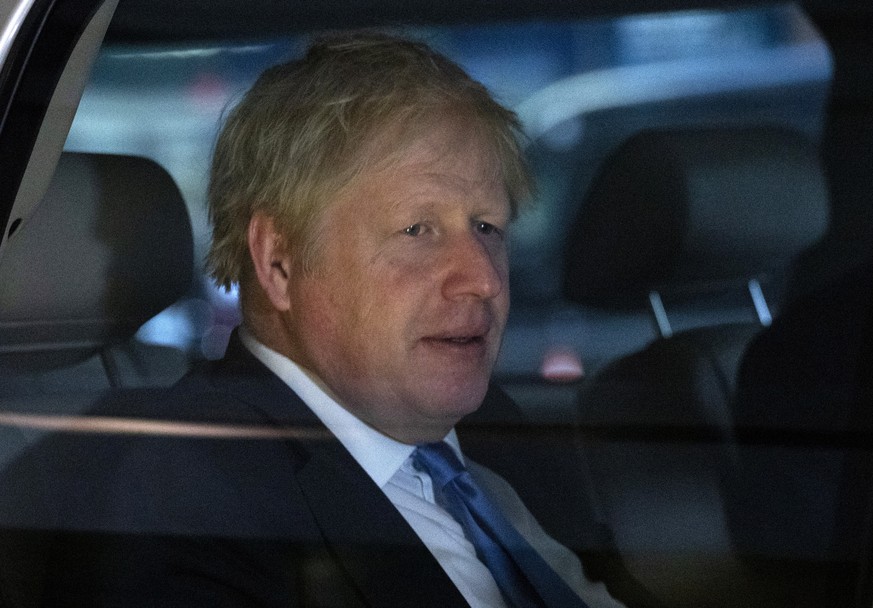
[0,0,113,254]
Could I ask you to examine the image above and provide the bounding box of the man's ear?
[247,212,293,312]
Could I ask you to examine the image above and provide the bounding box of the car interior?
[1,0,872,607]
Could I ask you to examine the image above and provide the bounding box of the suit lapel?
[214,332,469,607]
[295,440,469,608]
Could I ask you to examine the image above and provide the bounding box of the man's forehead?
[368,118,504,182]
[360,153,508,219]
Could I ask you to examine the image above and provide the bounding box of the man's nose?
[440,232,505,300]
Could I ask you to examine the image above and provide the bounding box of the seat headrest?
[563,126,830,307]
[0,153,193,362]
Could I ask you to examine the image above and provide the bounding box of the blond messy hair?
[206,31,532,292]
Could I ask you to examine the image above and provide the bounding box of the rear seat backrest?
[566,126,829,422]
[0,152,194,396]
[560,126,831,605]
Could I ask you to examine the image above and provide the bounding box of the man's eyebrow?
[386,193,438,216]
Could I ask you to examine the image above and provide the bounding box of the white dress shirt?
[239,328,624,608]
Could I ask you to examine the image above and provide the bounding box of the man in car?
[199,31,623,608]
[20,33,635,608]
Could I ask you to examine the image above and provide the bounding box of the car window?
[65,4,831,368]
[1,2,871,607]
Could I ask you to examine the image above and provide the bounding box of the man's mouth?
[422,332,488,349]
[441,336,484,344]
[419,316,494,353]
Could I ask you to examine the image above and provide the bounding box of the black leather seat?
[567,124,828,430]
[725,255,873,608]
[562,126,830,606]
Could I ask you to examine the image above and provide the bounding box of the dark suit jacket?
[0,333,658,607]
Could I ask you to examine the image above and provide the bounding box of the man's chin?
[425,381,490,421]
[385,399,481,444]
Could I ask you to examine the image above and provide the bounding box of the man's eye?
[476,221,501,236]
[404,224,423,237]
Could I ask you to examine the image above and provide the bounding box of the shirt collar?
[238,327,461,486]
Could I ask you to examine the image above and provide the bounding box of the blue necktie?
[413,442,590,608]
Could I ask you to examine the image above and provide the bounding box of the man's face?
[281,118,511,443]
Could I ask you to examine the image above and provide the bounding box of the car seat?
[0,152,194,471]
[0,151,193,396]
[566,124,828,428]
[0,152,195,607]
[562,125,830,607]
[726,249,873,608]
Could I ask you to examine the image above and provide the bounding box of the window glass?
[62,4,831,373]
[3,4,870,607]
